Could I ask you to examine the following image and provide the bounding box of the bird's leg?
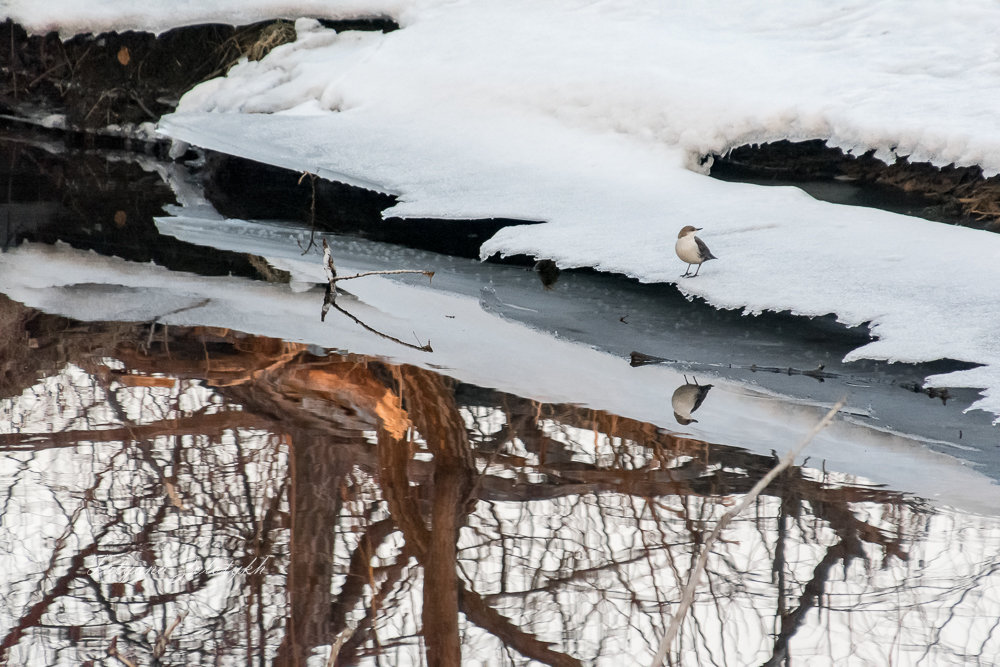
[681,264,693,277]
[691,263,702,277]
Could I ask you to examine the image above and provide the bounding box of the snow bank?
[156,3,1000,419]
[11,0,1000,418]
[5,0,405,37]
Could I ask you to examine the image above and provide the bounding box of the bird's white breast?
[671,384,699,419]
[675,234,703,264]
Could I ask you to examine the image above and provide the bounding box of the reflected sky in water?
[2,130,1000,666]
[1,309,998,666]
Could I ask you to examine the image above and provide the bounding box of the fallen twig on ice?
[320,239,434,352]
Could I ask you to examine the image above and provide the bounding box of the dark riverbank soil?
[202,152,539,258]
[2,19,288,139]
[0,131,266,277]
[2,20,999,231]
[712,139,1000,230]
[0,17,394,146]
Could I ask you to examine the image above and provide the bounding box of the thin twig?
[318,238,434,351]
[331,269,435,283]
[153,612,188,658]
[298,171,319,254]
[152,297,212,323]
[27,59,70,89]
[324,627,353,667]
[128,89,158,120]
[331,301,432,352]
[107,636,138,667]
[649,398,846,667]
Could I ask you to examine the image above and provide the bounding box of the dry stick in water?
[322,238,435,283]
[328,301,433,352]
[331,269,435,283]
[649,398,846,667]
[298,171,320,255]
[320,238,434,351]
[153,612,188,658]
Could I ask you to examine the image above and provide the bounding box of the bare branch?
[153,612,188,658]
[329,300,433,352]
[331,269,435,283]
[650,399,846,667]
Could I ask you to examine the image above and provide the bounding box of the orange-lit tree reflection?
[0,295,994,667]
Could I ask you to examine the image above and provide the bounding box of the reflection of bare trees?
[1,295,998,665]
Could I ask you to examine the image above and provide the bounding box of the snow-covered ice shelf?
[156,2,1000,420]
[4,0,404,37]
[9,0,1000,420]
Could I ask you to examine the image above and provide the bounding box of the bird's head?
[677,225,702,239]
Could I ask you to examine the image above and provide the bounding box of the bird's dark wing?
[695,236,717,261]
[691,385,713,414]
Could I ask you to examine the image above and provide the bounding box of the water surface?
[1,130,999,666]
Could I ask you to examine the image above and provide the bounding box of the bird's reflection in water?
[671,375,713,425]
[0,297,983,666]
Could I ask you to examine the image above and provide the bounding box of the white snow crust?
[9,1,1000,419]
[5,0,404,36]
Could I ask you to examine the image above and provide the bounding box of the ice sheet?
[2,238,997,513]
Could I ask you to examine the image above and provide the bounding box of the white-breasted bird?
[671,375,713,425]
[675,225,717,278]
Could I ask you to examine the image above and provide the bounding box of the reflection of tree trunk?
[423,462,470,667]
[761,534,863,667]
[773,470,794,629]
[378,366,581,667]
[378,366,475,666]
[401,366,476,667]
[275,433,347,667]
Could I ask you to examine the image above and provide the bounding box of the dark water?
[1,130,1000,666]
